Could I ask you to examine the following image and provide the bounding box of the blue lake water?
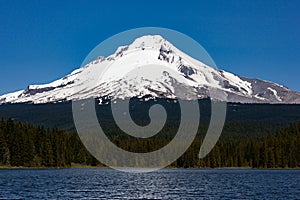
[0,168,299,199]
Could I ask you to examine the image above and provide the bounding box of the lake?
[0,168,299,199]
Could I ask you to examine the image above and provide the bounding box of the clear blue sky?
[0,0,300,95]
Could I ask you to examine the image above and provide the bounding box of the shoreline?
[0,165,299,170]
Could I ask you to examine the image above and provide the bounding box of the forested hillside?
[1,99,300,133]
[0,118,299,168]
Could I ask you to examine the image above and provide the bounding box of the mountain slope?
[1,35,300,104]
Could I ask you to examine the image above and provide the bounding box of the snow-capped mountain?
[1,35,300,104]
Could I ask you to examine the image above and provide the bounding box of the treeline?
[0,118,299,168]
[109,122,300,168]
[178,124,300,168]
[0,118,97,167]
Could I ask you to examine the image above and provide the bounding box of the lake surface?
[0,168,299,199]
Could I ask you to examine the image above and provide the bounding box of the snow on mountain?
[1,35,300,104]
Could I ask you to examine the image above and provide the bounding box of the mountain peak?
[113,35,171,57]
[131,35,167,48]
